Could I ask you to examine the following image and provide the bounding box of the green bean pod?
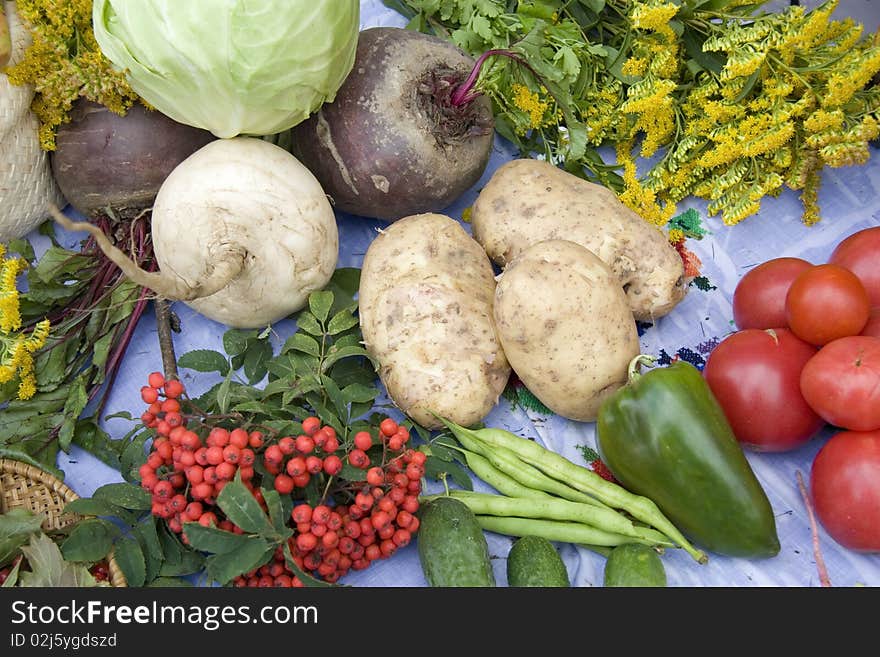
[456,448,552,500]
[440,417,707,564]
[446,420,609,509]
[435,490,672,545]
[476,515,674,549]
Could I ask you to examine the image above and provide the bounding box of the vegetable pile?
[2,0,879,590]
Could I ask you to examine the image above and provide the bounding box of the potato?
[493,239,640,422]
[472,158,687,321]
[358,213,511,428]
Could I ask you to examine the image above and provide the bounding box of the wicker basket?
[0,459,127,587]
[0,0,66,243]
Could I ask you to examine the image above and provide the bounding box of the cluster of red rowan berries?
[136,371,424,585]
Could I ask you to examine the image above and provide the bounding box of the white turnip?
[51,137,339,328]
[290,26,495,221]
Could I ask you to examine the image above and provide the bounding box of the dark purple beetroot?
[51,99,216,220]
[289,26,495,221]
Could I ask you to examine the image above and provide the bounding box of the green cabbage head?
[93,0,360,138]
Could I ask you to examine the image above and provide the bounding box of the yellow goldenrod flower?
[721,47,765,81]
[511,83,551,130]
[17,376,37,400]
[796,0,838,50]
[804,108,845,133]
[5,0,138,149]
[631,1,679,43]
[616,140,677,226]
[0,253,26,332]
[26,319,51,351]
[0,247,52,400]
[622,57,648,77]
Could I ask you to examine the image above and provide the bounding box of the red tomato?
[861,307,880,338]
[703,328,825,452]
[785,263,871,346]
[828,226,880,307]
[810,429,880,552]
[800,335,880,431]
[732,257,813,330]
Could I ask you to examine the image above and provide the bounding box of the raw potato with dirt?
[493,239,640,422]
[472,158,688,321]
[358,213,511,429]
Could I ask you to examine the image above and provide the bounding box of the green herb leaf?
[294,311,322,336]
[425,442,456,463]
[321,345,371,372]
[91,331,115,374]
[215,369,234,414]
[8,238,35,261]
[262,489,293,536]
[681,26,725,74]
[113,536,147,587]
[2,558,21,587]
[243,338,273,384]
[178,349,230,376]
[19,532,101,587]
[60,518,117,563]
[63,498,122,518]
[182,523,259,554]
[325,268,361,315]
[0,509,44,567]
[424,456,472,490]
[321,374,348,425]
[71,421,123,472]
[146,576,193,587]
[308,291,334,323]
[326,309,359,335]
[223,329,258,357]
[340,383,380,405]
[133,516,164,584]
[216,479,275,536]
[157,524,204,577]
[58,377,89,451]
[119,429,151,483]
[93,482,152,511]
[205,539,272,586]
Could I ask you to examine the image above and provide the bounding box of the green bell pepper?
[596,355,780,559]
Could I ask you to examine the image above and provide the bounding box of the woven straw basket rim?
[0,459,127,587]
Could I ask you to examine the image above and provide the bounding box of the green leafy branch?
[174,269,382,447]
[60,481,201,587]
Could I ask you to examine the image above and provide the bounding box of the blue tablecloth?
[47,0,880,587]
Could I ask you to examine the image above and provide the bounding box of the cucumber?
[506,535,570,587]
[417,496,496,587]
[603,544,667,587]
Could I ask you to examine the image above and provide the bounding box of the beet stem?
[451,49,522,107]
